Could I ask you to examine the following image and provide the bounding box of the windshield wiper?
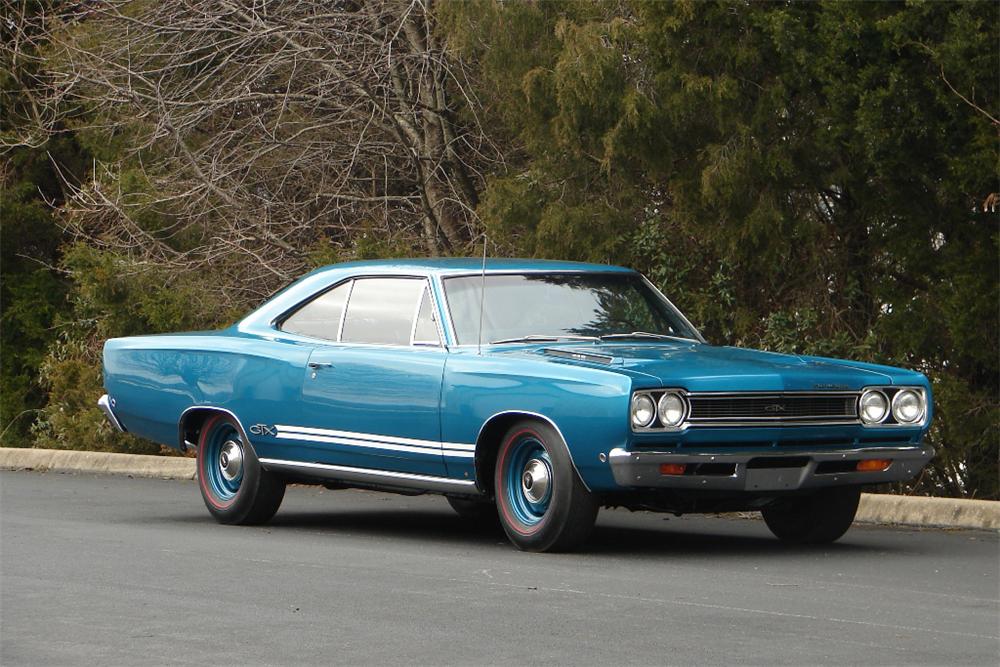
[599,331,698,343]
[490,334,600,345]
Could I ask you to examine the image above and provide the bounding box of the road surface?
[1,471,997,665]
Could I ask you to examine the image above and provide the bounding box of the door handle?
[308,361,333,369]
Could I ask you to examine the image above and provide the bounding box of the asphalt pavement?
[1,471,997,665]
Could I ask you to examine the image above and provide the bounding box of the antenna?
[477,233,487,355]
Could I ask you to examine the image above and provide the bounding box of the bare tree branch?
[2,0,500,300]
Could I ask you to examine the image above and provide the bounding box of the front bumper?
[608,444,934,492]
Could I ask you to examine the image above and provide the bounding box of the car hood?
[501,342,904,392]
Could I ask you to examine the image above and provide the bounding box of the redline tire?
[196,413,285,525]
[494,419,598,552]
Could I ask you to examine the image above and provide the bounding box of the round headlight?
[657,392,686,427]
[891,389,924,424]
[631,394,656,428]
[859,390,889,424]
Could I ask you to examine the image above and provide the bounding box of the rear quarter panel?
[103,330,310,448]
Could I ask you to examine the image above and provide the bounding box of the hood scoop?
[541,347,615,365]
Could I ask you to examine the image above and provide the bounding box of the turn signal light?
[856,459,891,472]
[659,463,687,476]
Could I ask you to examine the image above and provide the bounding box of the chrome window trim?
[336,279,355,342]
[638,274,706,344]
[429,276,456,346]
[273,274,447,350]
[340,276,425,346]
[273,277,354,342]
[410,283,443,347]
[442,280,463,348]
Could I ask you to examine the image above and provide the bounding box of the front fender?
[441,352,632,491]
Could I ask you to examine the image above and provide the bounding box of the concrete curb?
[856,493,999,531]
[2,447,997,530]
[0,447,195,480]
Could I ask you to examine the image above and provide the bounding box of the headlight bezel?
[631,389,689,432]
[859,386,929,428]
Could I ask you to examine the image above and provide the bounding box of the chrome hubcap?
[219,440,243,482]
[521,458,550,504]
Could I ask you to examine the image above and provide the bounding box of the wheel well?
[179,407,247,452]
[474,412,558,495]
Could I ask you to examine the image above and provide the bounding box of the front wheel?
[494,420,598,552]
[197,414,286,525]
[761,486,862,544]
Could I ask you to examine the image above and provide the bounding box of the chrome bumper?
[98,394,126,433]
[608,445,934,492]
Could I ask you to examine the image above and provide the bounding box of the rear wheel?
[494,419,598,552]
[197,414,285,525]
[761,486,862,544]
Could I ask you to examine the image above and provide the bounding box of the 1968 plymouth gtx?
[100,259,934,551]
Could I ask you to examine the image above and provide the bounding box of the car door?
[281,276,451,476]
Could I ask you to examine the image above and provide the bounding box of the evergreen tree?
[443,0,998,497]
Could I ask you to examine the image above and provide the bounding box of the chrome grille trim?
[631,390,862,432]
[687,391,859,426]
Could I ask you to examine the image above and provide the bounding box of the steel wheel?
[495,420,598,552]
[502,433,553,530]
[200,422,245,508]
[196,414,285,525]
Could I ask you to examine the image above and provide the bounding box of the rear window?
[279,281,351,341]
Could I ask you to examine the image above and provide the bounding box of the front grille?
[687,392,858,425]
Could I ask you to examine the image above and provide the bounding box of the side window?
[341,278,424,345]
[412,286,441,346]
[280,281,352,341]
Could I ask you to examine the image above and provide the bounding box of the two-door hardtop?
[100,259,934,551]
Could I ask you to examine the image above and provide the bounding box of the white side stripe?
[277,424,475,451]
[274,425,475,459]
[275,432,475,459]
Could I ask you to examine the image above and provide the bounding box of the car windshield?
[442,272,701,345]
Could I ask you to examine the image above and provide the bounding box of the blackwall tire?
[196,413,285,525]
[494,419,598,552]
[761,486,862,544]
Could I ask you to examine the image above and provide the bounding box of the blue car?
[99,259,933,551]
